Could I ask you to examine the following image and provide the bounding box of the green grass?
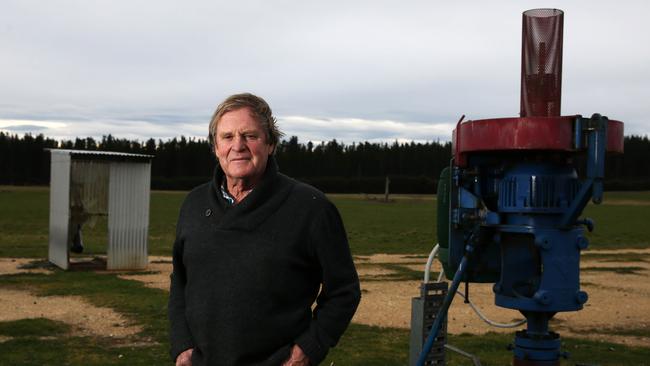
[0,187,438,257]
[0,318,70,338]
[1,186,649,365]
[323,325,650,366]
[0,270,170,366]
[602,191,650,202]
[0,187,50,257]
[570,326,650,338]
[582,204,650,249]
[0,319,158,366]
[323,324,409,365]
[332,196,436,255]
[0,261,646,365]
[1,187,649,258]
[446,332,650,366]
[147,191,186,256]
[0,336,168,366]
[0,187,186,257]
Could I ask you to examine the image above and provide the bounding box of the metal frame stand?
[445,344,482,366]
[410,282,448,365]
[410,280,483,366]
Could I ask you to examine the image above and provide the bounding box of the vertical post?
[48,151,71,270]
[384,176,390,202]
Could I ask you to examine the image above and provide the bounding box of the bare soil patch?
[0,289,141,340]
[117,250,650,346]
[0,258,53,275]
[356,264,399,277]
[1,249,649,347]
[353,251,650,347]
[117,256,172,291]
[356,254,425,264]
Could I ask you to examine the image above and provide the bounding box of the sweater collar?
[212,155,279,204]
[211,156,293,231]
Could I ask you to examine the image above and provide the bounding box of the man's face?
[214,108,274,184]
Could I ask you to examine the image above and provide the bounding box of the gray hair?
[208,93,283,149]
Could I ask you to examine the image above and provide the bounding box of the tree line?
[1,132,649,193]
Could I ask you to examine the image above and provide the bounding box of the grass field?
[1,186,649,365]
[2,268,649,366]
[1,187,649,258]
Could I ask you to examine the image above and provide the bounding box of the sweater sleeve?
[167,213,195,362]
[295,200,361,365]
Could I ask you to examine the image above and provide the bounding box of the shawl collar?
[211,156,294,231]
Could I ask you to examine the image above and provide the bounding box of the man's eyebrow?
[218,129,259,137]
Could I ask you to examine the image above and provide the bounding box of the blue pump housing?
[429,114,611,365]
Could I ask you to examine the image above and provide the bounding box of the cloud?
[0,115,455,144]
[0,120,68,135]
[0,124,48,132]
[0,0,647,142]
[279,116,454,144]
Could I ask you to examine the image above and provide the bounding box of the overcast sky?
[1,1,648,144]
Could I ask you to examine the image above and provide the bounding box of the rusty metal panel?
[453,117,625,168]
[70,160,109,214]
[70,160,109,228]
[48,151,71,270]
[107,162,151,270]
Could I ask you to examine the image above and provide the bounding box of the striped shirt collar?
[220,178,236,206]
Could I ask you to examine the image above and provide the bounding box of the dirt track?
[0,288,141,339]
[1,249,649,347]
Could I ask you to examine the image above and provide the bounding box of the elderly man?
[168,93,361,366]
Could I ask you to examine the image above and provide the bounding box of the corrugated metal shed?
[47,149,153,270]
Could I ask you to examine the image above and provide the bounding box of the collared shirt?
[220,180,236,206]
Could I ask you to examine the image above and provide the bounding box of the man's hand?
[281,344,310,366]
[175,348,193,366]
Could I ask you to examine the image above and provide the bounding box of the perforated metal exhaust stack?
[520,8,564,117]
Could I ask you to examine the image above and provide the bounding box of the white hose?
[437,266,445,282]
[423,244,440,283]
[455,289,527,328]
[423,244,526,329]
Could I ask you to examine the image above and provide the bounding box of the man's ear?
[213,143,220,160]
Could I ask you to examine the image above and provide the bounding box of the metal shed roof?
[46,149,154,162]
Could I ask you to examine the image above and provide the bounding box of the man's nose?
[232,135,246,150]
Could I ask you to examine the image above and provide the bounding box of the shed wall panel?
[70,160,109,217]
[107,162,151,269]
[48,153,71,269]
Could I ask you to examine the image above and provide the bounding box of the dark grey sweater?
[168,158,361,365]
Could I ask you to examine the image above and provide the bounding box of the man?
[168,93,361,366]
